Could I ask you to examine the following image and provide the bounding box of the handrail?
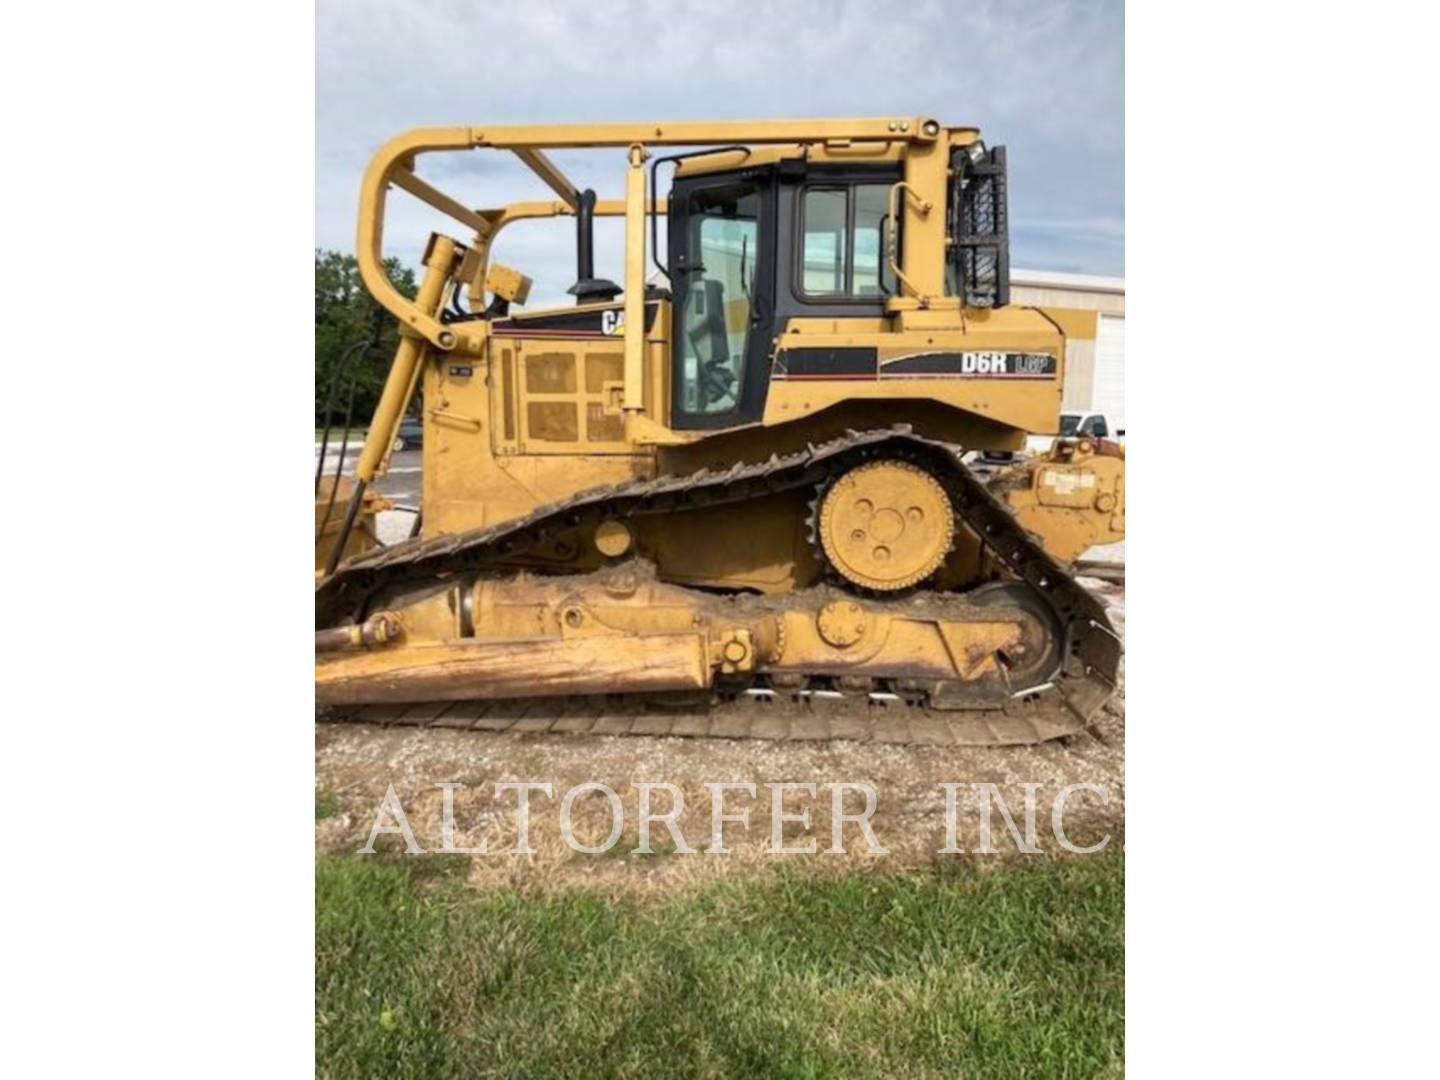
[886,181,933,305]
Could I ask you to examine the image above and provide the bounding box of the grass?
[315,428,367,443]
[315,788,341,822]
[316,851,1123,1078]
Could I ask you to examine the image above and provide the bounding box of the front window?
[1059,414,1081,436]
[677,182,759,416]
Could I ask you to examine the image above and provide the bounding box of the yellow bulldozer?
[315,118,1124,745]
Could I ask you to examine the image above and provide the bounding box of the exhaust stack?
[568,188,622,304]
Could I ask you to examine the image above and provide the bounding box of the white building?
[1011,269,1125,432]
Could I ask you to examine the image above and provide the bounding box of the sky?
[317,0,1123,306]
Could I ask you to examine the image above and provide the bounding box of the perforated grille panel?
[951,145,1010,309]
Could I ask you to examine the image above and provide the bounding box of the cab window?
[799,183,895,298]
[801,188,846,294]
[852,185,890,296]
[676,182,760,417]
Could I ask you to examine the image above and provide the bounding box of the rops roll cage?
[357,119,974,399]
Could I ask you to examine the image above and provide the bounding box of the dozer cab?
[315,118,1124,745]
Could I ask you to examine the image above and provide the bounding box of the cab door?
[667,168,777,429]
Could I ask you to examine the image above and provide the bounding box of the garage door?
[1091,314,1125,433]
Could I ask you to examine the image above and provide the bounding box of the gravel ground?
[316,577,1124,896]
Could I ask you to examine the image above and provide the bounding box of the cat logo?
[601,310,625,336]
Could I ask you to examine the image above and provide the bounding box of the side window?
[799,183,896,298]
[1091,416,1109,437]
[801,188,847,295]
[852,185,894,297]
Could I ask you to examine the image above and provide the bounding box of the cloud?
[317,0,1123,297]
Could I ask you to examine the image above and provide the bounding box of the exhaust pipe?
[568,188,621,304]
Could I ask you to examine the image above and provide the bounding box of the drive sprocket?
[815,459,955,592]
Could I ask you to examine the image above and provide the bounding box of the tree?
[314,250,418,427]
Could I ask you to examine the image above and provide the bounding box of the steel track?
[317,687,1097,747]
[316,427,1122,746]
